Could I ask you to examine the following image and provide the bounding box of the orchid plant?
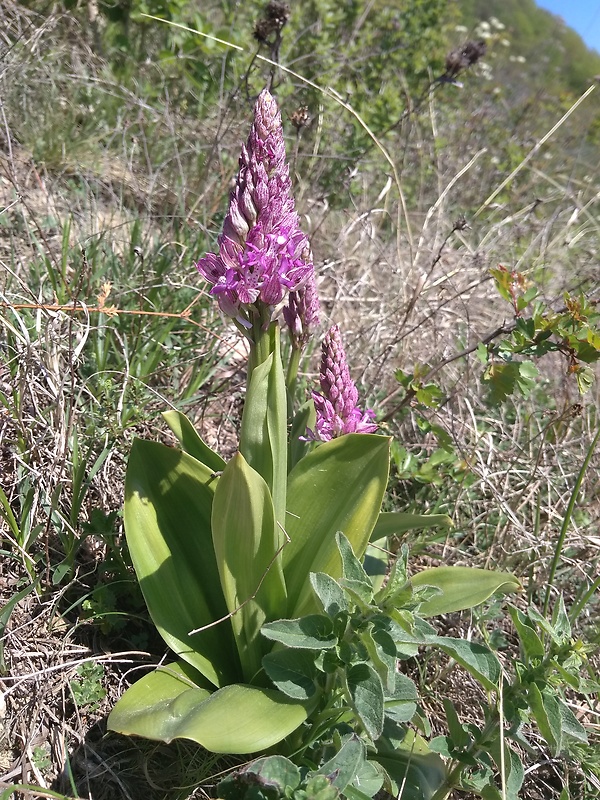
[108,90,520,798]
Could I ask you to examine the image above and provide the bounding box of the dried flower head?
[307,325,377,442]
[196,89,313,324]
[444,39,487,80]
[289,105,311,132]
[254,1,291,44]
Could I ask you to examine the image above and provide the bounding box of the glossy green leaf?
[162,410,225,472]
[411,567,520,616]
[240,328,287,525]
[284,434,390,615]
[124,439,239,687]
[289,399,316,471]
[212,453,286,680]
[109,666,306,753]
[370,512,453,541]
[346,663,385,740]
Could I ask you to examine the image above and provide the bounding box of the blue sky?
[536,1,600,52]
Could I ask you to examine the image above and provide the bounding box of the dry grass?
[0,2,599,798]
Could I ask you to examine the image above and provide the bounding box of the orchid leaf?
[240,326,287,526]
[370,512,453,541]
[411,567,520,616]
[284,434,390,616]
[162,409,225,472]
[109,664,306,753]
[124,439,239,687]
[212,453,287,680]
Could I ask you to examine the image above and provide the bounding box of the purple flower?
[307,325,377,442]
[283,266,320,349]
[196,89,313,323]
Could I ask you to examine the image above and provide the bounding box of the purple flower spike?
[307,325,377,442]
[283,266,320,349]
[196,89,313,323]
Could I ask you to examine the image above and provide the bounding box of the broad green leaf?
[411,567,520,616]
[284,434,390,616]
[433,637,501,690]
[373,727,446,800]
[338,531,372,587]
[346,663,385,740]
[384,673,418,723]
[528,683,562,755]
[347,759,385,799]
[262,649,318,699]
[109,669,306,753]
[162,410,225,472]
[363,538,389,594]
[240,327,287,525]
[370,512,453,541]
[486,740,524,800]
[124,439,239,687]
[212,453,286,680]
[262,615,337,649]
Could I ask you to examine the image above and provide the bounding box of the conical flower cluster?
[283,268,320,349]
[308,325,377,441]
[197,89,313,324]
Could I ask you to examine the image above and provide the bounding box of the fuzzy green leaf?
[262,649,318,699]
[528,683,562,755]
[262,616,337,649]
[346,663,385,740]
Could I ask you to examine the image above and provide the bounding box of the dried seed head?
[254,1,291,44]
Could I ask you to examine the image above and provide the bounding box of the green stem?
[543,426,600,616]
[429,713,500,800]
[286,345,302,417]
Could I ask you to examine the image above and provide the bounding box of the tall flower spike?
[196,89,313,326]
[283,264,320,349]
[307,325,377,442]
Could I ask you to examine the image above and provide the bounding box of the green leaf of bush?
[262,616,337,649]
[346,663,385,740]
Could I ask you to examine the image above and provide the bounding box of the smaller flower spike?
[283,265,320,349]
[308,325,377,442]
[196,89,313,326]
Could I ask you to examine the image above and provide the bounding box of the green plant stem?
[286,345,302,416]
[248,306,276,380]
[543,426,600,616]
[429,714,500,800]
